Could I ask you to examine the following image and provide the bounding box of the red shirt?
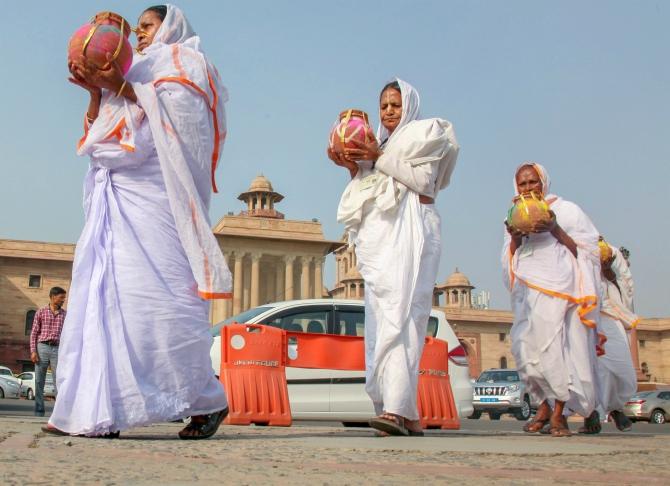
[29,305,67,353]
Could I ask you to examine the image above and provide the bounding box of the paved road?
[2,397,668,435]
[0,397,53,416]
[1,414,668,485]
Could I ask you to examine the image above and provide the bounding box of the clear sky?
[1,1,668,316]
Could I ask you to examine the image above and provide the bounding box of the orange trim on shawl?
[153,44,224,193]
[514,275,598,328]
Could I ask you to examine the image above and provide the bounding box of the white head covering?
[376,77,421,144]
[513,162,551,196]
[150,4,195,45]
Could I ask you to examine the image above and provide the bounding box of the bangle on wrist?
[116,80,128,98]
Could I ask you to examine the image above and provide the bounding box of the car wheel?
[489,412,501,420]
[468,410,482,420]
[515,396,531,421]
[0,387,4,399]
[650,409,666,424]
[342,422,370,428]
[27,389,34,400]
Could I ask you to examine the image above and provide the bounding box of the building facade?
[0,240,74,372]
[209,175,342,323]
[2,185,669,382]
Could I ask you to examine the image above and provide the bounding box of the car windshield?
[630,392,654,400]
[0,369,12,376]
[477,370,519,383]
[210,306,273,337]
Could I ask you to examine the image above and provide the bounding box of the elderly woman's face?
[136,10,163,52]
[380,88,402,134]
[516,166,544,196]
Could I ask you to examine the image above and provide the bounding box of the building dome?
[247,174,274,193]
[237,175,284,219]
[444,267,472,288]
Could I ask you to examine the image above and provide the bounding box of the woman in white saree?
[331,79,459,436]
[502,163,601,437]
[596,242,637,431]
[46,4,231,439]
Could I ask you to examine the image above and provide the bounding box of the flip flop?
[369,414,410,436]
[610,410,632,432]
[41,425,70,436]
[550,426,572,437]
[523,418,550,433]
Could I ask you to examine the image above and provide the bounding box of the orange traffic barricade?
[220,324,460,430]
[220,324,292,426]
[417,337,461,430]
[285,332,365,370]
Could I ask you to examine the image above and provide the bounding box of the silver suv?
[469,368,533,421]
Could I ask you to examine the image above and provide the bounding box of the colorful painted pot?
[68,12,133,74]
[329,109,373,154]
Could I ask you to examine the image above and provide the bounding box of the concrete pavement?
[1,415,668,485]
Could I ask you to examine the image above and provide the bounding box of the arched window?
[25,310,36,336]
[499,356,508,369]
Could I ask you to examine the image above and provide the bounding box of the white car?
[16,371,56,400]
[0,375,21,399]
[0,366,21,387]
[210,299,473,423]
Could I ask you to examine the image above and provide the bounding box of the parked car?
[469,368,536,421]
[0,375,21,399]
[624,390,670,424]
[16,371,56,400]
[0,366,21,386]
[210,299,473,423]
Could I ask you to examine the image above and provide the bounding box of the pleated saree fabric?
[50,5,230,435]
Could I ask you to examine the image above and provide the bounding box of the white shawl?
[77,4,231,299]
[601,245,639,329]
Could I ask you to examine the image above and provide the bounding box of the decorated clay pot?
[329,109,373,154]
[68,12,133,75]
[507,192,552,234]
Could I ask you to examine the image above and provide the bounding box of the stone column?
[284,255,295,300]
[629,327,645,381]
[275,259,285,302]
[313,257,324,298]
[243,259,251,311]
[267,265,276,305]
[250,253,261,308]
[301,257,311,300]
[232,252,244,316]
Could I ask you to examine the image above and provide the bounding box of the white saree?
[50,5,230,435]
[338,78,459,419]
[502,164,601,417]
[596,245,638,414]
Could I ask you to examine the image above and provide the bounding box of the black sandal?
[178,408,228,440]
[610,410,632,432]
[578,410,601,434]
[369,413,410,436]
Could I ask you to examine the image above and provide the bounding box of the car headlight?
[507,384,519,394]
